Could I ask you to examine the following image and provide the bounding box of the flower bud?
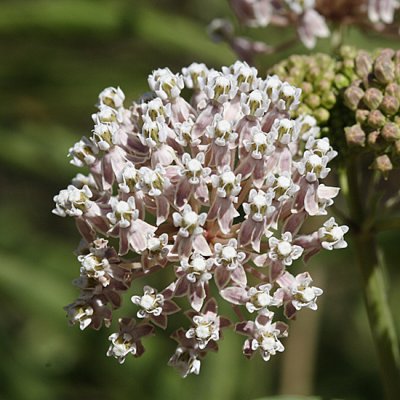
[345,124,366,147]
[343,85,364,110]
[381,123,400,142]
[321,92,336,109]
[334,74,350,89]
[300,82,313,95]
[363,88,383,110]
[385,83,400,100]
[367,131,381,147]
[380,95,400,115]
[356,109,369,124]
[305,94,321,109]
[313,108,330,124]
[367,110,386,128]
[355,52,373,77]
[373,154,393,178]
[374,54,395,84]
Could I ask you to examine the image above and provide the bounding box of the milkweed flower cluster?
[53,61,347,376]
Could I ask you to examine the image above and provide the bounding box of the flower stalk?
[342,159,400,399]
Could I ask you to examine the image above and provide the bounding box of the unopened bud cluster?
[271,46,400,174]
[53,61,347,376]
[270,53,337,124]
[342,47,400,173]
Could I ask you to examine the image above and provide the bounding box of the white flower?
[179,152,211,184]
[131,286,164,318]
[243,126,275,159]
[246,284,281,313]
[202,71,238,103]
[136,165,169,196]
[240,90,270,118]
[214,238,246,271]
[107,197,138,229]
[172,204,207,238]
[182,63,209,89]
[68,137,98,167]
[98,86,125,109]
[107,332,137,363]
[91,122,119,151]
[268,232,303,266]
[186,313,220,349]
[148,68,184,100]
[52,185,93,217]
[318,217,349,250]
[211,166,242,199]
[119,162,138,193]
[243,189,275,222]
[290,272,323,311]
[206,115,238,147]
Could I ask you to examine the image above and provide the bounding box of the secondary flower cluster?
[54,61,347,376]
[210,0,399,60]
[271,46,400,174]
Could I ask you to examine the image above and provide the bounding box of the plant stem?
[353,232,400,399]
[344,158,400,399]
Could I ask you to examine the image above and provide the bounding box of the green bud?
[300,82,313,96]
[296,104,312,116]
[355,51,373,77]
[373,154,393,178]
[367,110,386,128]
[289,67,304,82]
[381,123,400,142]
[305,94,321,109]
[316,80,331,92]
[380,95,400,115]
[356,109,369,124]
[340,46,357,59]
[374,53,395,84]
[345,124,366,147]
[321,92,336,109]
[344,85,364,110]
[335,74,350,89]
[314,107,330,124]
[363,88,383,110]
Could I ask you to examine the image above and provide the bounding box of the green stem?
[344,158,400,399]
[353,233,400,399]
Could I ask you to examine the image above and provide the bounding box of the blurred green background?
[1,1,400,399]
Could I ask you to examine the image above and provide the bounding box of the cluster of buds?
[270,53,337,124]
[211,1,399,59]
[53,61,348,376]
[341,47,400,174]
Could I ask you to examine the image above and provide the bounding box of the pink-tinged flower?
[54,63,347,375]
[175,253,213,312]
[168,329,204,378]
[276,271,323,318]
[131,283,179,329]
[229,0,273,27]
[185,299,230,350]
[213,238,247,288]
[368,0,399,24]
[236,312,288,361]
[107,318,154,364]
